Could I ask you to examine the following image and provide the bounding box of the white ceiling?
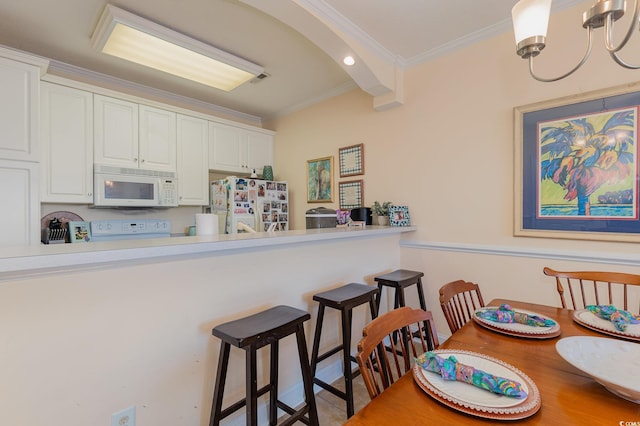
[0,0,584,122]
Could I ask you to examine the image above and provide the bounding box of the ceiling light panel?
[91,4,264,91]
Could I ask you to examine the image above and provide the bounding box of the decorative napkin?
[587,305,640,332]
[415,352,528,399]
[475,304,556,327]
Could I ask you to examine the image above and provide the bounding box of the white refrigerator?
[211,177,289,233]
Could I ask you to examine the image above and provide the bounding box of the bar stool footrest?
[276,401,311,426]
[218,383,272,420]
[316,344,345,364]
[313,377,347,400]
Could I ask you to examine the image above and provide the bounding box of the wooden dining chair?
[355,306,439,400]
[438,279,485,334]
[543,267,640,313]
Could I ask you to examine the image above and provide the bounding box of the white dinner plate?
[555,336,640,403]
[473,307,561,338]
[572,309,640,341]
[418,351,528,408]
[412,349,541,420]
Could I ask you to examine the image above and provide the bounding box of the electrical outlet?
[112,406,136,426]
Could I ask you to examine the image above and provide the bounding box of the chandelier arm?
[604,0,640,53]
[528,27,594,82]
[609,50,640,69]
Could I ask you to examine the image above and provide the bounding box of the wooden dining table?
[344,298,640,425]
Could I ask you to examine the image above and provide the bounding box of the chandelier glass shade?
[511,0,640,82]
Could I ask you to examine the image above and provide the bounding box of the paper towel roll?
[196,213,218,236]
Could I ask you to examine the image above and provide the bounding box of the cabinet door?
[177,114,209,205]
[246,130,274,174]
[94,94,138,167]
[0,57,39,161]
[139,105,176,172]
[40,82,94,203]
[0,160,39,247]
[209,123,245,173]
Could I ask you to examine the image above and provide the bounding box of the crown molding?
[297,0,399,66]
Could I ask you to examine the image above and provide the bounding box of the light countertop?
[0,225,416,280]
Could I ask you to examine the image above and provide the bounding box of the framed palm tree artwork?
[515,82,640,242]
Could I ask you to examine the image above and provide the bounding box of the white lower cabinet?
[177,114,209,205]
[40,82,94,203]
[0,160,39,247]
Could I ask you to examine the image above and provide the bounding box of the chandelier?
[511,0,640,82]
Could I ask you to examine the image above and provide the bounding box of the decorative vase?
[377,215,389,226]
[262,165,274,181]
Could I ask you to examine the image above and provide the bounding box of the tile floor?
[313,374,370,425]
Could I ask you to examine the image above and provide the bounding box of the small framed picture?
[389,206,411,227]
[307,156,334,203]
[339,180,364,210]
[339,144,364,177]
[68,221,92,243]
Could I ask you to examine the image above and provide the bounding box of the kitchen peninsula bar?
[0,225,415,279]
[0,225,415,424]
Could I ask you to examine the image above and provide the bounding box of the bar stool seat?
[209,305,318,426]
[374,269,427,312]
[309,283,379,418]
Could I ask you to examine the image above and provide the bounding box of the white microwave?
[93,164,178,207]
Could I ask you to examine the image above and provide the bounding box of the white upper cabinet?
[209,122,273,174]
[0,56,40,162]
[177,114,209,205]
[94,95,176,172]
[209,123,244,173]
[139,105,176,171]
[94,94,138,168]
[40,82,94,203]
[246,129,274,174]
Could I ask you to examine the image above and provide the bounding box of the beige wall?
[270,3,640,333]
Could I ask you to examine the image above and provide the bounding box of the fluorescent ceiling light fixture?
[91,4,263,91]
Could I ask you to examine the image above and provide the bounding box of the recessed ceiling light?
[343,56,355,66]
[91,4,264,91]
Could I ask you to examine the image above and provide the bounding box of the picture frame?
[68,221,91,243]
[339,180,364,210]
[515,82,640,242]
[307,156,334,203]
[339,143,364,177]
[389,205,411,226]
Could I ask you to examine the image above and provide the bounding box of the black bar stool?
[309,283,379,418]
[209,305,319,426]
[374,269,427,312]
[374,269,432,350]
